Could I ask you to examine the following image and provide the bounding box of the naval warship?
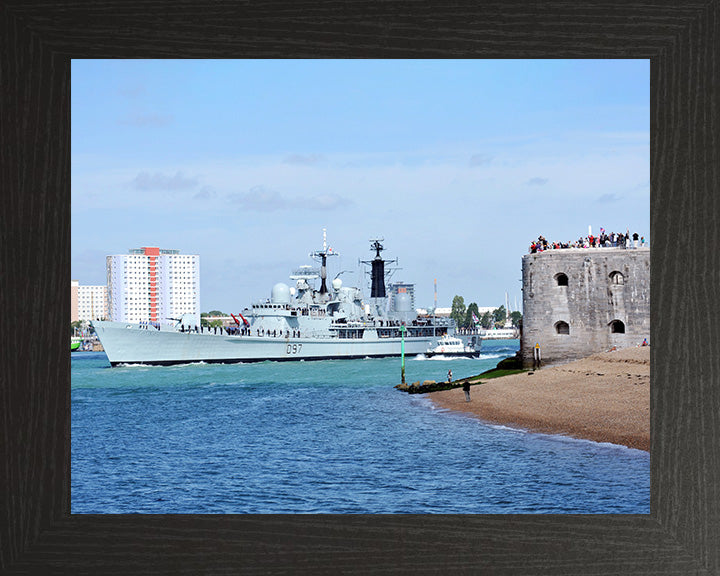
[93,236,475,366]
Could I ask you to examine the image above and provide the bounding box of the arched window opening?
[555,321,570,335]
[610,271,624,285]
[555,273,569,286]
[610,320,625,334]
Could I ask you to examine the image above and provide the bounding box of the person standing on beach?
[463,381,471,402]
[447,369,452,383]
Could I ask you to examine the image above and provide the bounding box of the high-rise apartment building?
[106,247,200,324]
[78,285,108,321]
[71,280,79,323]
[71,280,109,322]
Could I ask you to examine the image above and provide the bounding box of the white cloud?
[597,193,622,203]
[469,154,493,167]
[226,186,352,212]
[193,186,217,200]
[283,154,324,165]
[132,171,198,191]
[526,177,549,186]
[227,186,287,211]
[308,193,352,210]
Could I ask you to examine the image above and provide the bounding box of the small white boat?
[425,335,481,358]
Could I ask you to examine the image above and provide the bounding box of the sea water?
[71,340,649,514]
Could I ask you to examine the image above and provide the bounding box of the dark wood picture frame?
[2,2,718,574]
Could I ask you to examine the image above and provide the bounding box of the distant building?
[71,280,79,323]
[388,282,415,312]
[106,247,200,324]
[416,307,451,317]
[476,306,496,315]
[71,280,109,322]
[434,307,452,317]
[78,285,108,321]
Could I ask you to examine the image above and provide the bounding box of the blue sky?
[72,59,649,313]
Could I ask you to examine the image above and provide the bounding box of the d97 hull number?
[286,343,303,355]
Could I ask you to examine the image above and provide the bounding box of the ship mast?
[310,228,338,297]
[505,291,511,328]
[434,278,437,337]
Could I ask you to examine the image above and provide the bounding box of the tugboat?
[93,233,457,366]
[424,334,481,358]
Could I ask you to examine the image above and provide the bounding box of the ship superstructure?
[93,234,464,366]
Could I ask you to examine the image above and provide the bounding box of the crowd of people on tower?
[529,229,646,253]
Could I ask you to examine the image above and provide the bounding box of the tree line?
[450,296,522,329]
[200,310,226,328]
[70,320,95,336]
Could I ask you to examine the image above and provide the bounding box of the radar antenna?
[370,237,384,259]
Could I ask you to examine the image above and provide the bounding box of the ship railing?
[251,302,292,310]
[330,321,372,327]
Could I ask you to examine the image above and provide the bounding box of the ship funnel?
[370,239,386,298]
[360,237,398,305]
[319,254,328,294]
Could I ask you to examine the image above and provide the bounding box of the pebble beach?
[428,346,650,451]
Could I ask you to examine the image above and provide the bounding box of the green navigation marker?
[400,324,406,385]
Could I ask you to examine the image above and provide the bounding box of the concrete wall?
[520,247,650,367]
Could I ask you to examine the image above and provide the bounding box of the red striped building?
[106,247,200,325]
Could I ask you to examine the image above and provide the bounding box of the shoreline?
[427,346,650,451]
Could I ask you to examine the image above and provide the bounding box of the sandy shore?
[428,346,650,451]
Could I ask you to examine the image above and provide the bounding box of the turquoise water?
[71,340,649,514]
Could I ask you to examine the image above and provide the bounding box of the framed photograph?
[70,58,650,517]
[2,1,717,573]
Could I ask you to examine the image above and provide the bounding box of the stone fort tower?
[520,247,650,367]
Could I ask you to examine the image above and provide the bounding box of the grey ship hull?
[93,321,437,366]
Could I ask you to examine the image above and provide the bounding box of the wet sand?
[428,346,650,451]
